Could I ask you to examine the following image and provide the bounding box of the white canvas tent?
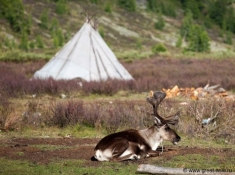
[34,19,134,81]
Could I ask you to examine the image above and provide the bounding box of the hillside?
[0,0,235,61]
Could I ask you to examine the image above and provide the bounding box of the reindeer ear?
[166,111,180,125]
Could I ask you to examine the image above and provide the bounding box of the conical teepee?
[34,19,134,81]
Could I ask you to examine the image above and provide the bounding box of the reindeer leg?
[112,141,145,162]
[109,138,129,161]
[113,153,139,162]
[146,150,162,158]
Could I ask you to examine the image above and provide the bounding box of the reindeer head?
[147,91,181,145]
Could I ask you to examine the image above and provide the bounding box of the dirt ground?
[0,138,234,165]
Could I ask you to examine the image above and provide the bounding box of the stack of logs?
[162,83,235,101]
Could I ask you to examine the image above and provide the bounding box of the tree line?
[0,0,234,53]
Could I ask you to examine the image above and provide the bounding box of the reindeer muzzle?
[173,135,181,145]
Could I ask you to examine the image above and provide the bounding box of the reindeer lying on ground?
[91,91,180,162]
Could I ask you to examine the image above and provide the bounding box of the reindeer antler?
[146,91,179,126]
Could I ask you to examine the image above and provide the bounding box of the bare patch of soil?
[0,138,234,165]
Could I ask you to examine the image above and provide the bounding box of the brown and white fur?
[91,91,180,162]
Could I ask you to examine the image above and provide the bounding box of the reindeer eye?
[165,127,170,131]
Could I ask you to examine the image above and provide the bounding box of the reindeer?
[91,91,180,161]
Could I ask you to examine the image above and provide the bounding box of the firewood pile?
[162,83,235,101]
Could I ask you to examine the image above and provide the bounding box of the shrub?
[152,43,167,54]
[50,100,84,127]
[82,80,121,96]
[49,100,148,133]
[2,58,235,98]
[22,100,44,127]
[0,96,20,131]
[179,98,235,143]
[0,96,11,130]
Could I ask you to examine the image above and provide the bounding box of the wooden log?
[136,164,234,175]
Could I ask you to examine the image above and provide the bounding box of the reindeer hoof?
[91,156,98,161]
[130,154,140,160]
[146,154,150,158]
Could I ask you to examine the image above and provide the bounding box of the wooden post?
[137,164,234,175]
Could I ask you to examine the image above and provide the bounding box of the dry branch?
[162,83,235,101]
[136,164,234,175]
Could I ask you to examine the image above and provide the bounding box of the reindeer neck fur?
[138,125,162,151]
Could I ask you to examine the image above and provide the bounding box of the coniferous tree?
[187,24,210,52]
[154,12,165,30]
[184,0,200,19]
[225,7,235,33]
[209,0,227,28]
[225,31,233,45]
[36,35,44,48]
[50,18,59,31]
[90,0,98,4]
[180,10,193,40]
[117,0,136,12]
[4,37,10,48]
[29,41,35,49]
[176,35,182,48]
[56,0,68,15]
[104,1,112,13]
[99,27,105,38]
[198,29,210,52]
[53,33,59,48]
[147,0,176,17]
[40,10,49,29]
[57,28,64,46]
[0,0,30,33]
[147,0,158,12]
[19,31,29,51]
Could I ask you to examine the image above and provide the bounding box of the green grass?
[152,154,235,171]
[1,129,235,174]
[175,50,235,60]
[173,135,235,150]
[1,149,234,174]
[0,125,102,139]
[0,49,52,62]
[32,144,73,151]
[16,152,25,157]
[0,158,138,175]
[115,49,153,61]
